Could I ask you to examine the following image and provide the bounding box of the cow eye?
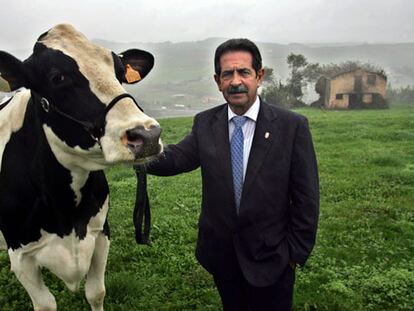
[48,68,72,88]
[50,73,66,86]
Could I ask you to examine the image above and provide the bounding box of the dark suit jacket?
[148,99,319,287]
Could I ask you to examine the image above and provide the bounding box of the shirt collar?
[227,96,260,122]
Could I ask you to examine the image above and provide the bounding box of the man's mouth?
[228,85,248,94]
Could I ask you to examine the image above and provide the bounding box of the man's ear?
[214,74,222,91]
[0,51,26,91]
[256,68,265,85]
[118,49,154,84]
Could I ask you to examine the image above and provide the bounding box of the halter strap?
[35,92,144,144]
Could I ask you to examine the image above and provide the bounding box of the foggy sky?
[1,0,413,51]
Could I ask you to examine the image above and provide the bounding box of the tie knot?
[232,116,247,129]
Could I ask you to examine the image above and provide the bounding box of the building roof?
[330,68,387,80]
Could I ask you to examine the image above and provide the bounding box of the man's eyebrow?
[222,68,251,74]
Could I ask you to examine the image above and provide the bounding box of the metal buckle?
[40,97,50,112]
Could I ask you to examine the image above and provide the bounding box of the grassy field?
[0,104,413,310]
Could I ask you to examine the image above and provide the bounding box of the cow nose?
[125,125,162,158]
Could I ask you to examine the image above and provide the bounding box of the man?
[147,39,319,311]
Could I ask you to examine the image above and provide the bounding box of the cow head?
[0,24,162,168]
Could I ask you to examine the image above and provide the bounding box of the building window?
[336,93,343,100]
[367,75,376,85]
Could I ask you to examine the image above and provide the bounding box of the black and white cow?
[0,24,162,310]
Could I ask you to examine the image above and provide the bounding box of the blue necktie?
[231,116,247,213]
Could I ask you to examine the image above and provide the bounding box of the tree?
[261,54,309,108]
[263,66,275,84]
[303,63,323,83]
[387,85,414,104]
[286,53,308,100]
[261,80,306,109]
[287,53,308,69]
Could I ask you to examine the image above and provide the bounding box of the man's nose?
[230,72,242,85]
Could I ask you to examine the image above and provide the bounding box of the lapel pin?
[265,132,270,139]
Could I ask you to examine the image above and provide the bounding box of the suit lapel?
[212,105,234,194]
[242,101,279,197]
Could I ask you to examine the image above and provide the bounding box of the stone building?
[314,68,387,109]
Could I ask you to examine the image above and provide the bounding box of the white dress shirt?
[228,96,260,179]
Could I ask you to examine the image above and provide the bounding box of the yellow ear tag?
[125,64,141,83]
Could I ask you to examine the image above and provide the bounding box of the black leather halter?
[37,92,144,145]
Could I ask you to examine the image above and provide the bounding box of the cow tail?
[133,165,151,245]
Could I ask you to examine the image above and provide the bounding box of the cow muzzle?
[123,124,162,159]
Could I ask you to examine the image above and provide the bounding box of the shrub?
[361,268,414,310]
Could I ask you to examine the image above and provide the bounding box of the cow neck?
[22,96,85,210]
[30,91,144,147]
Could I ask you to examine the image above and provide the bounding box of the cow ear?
[118,49,154,84]
[0,51,26,91]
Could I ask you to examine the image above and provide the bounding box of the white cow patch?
[70,170,90,206]
[0,90,30,170]
[43,124,111,204]
[9,196,110,292]
[43,125,109,171]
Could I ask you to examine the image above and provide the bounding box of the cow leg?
[85,230,110,311]
[9,251,56,311]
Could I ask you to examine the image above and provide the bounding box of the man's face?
[214,51,264,115]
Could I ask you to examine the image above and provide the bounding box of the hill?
[4,39,414,115]
[96,39,414,113]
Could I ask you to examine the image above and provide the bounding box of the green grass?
[1,104,414,310]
